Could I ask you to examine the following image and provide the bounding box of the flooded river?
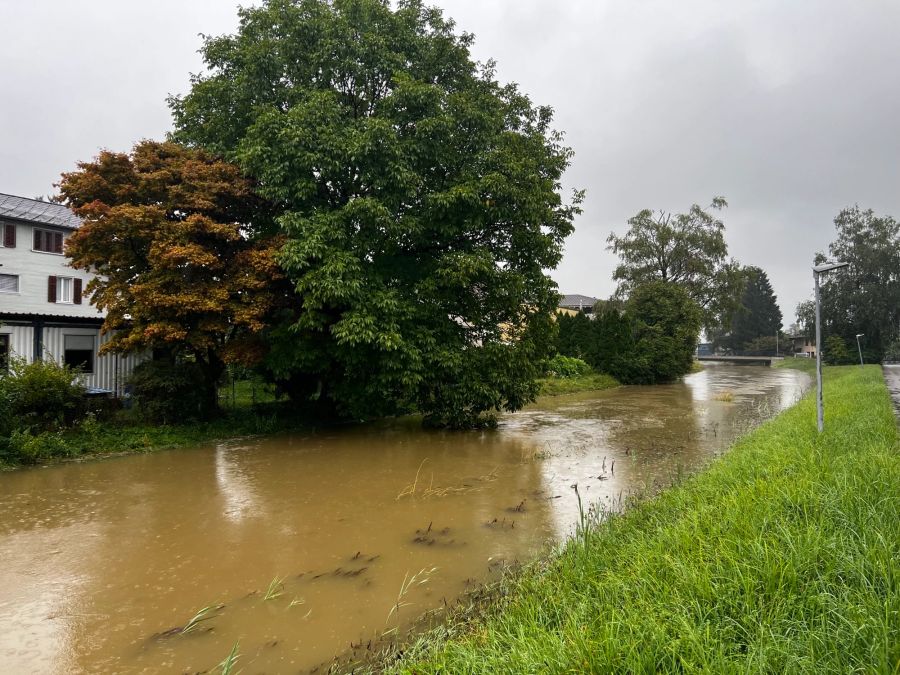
[0,365,809,673]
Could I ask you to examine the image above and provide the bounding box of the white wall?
[0,322,144,394]
[41,326,144,393]
[0,220,103,319]
[0,323,33,361]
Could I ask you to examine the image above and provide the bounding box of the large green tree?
[816,206,900,361]
[715,266,782,353]
[169,0,580,427]
[607,197,741,331]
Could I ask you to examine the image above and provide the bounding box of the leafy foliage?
[556,283,701,384]
[127,360,210,424]
[0,358,86,464]
[824,335,853,366]
[607,197,741,331]
[0,358,85,435]
[793,300,816,337]
[545,354,592,378]
[59,141,286,416]
[714,266,782,352]
[816,206,900,361]
[622,282,702,384]
[885,339,900,362]
[170,0,580,427]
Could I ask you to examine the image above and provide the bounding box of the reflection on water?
[0,365,809,673]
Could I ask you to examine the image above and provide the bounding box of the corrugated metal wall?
[1,324,34,361]
[1,323,145,395]
[40,326,144,394]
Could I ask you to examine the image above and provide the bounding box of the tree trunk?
[198,351,226,419]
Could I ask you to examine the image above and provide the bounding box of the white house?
[0,193,143,394]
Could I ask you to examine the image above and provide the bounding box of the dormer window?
[33,228,64,254]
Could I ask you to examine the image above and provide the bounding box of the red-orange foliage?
[59,141,284,392]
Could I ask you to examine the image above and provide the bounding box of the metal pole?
[856,335,864,367]
[815,271,824,433]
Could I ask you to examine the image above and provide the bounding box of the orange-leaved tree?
[59,140,284,415]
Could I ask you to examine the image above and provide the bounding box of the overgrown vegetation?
[0,359,87,464]
[556,282,701,384]
[380,365,899,673]
[799,206,900,363]
[538,372,619,397]
[164,0,582,429]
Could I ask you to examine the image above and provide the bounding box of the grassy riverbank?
[0,403,308,469]
[1,373,621,468]
[384,365,899,673]
[537,372,620,397]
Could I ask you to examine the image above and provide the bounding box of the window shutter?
[48,276,57,303]
[2,224,14,248]
[74,278,83,305]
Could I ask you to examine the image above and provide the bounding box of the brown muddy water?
[0,365,809,674]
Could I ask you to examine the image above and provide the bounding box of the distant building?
[790,334,815,357]
[559,294,599,316]
[0,193,145,394]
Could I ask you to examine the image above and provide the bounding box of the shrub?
[546,355,592,378]
[128,359,208,424]
[884,339,900,362]
[824,335,853,365]
[0,357,86,435]
[3,429,71,464]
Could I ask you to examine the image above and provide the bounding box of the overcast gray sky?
[2,0,899,324]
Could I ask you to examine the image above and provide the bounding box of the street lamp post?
[855,333,865,367]
[813,261,850,433]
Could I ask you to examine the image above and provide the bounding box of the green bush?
[128,359,208,424]
[0,358,86,435]
[4,429,71,464]
[545,355,593,378]
[824,335,853,365]
[884,339,900,362]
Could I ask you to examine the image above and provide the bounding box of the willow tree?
[170,0,580,427]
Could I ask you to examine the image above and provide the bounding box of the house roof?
[0,193,82,230]
[559,294,599,309]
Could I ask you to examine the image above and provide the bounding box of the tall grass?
[538,372,619,397]
[388,365,899,673]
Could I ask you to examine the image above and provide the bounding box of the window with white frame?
[64,334,94,374]
[0,273,19,293]
[57,276,74,303]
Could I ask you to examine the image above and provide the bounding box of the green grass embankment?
[538,372,620,397]
[388,365,900,673]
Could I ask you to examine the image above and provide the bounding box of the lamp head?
[813,261,850,274]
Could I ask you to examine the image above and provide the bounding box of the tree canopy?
[556,283,701,385]
[816,206,900,361]
[59,140,284,414]
[714,266,782,353]
[606,197,741,331]
[169,0,580,427]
